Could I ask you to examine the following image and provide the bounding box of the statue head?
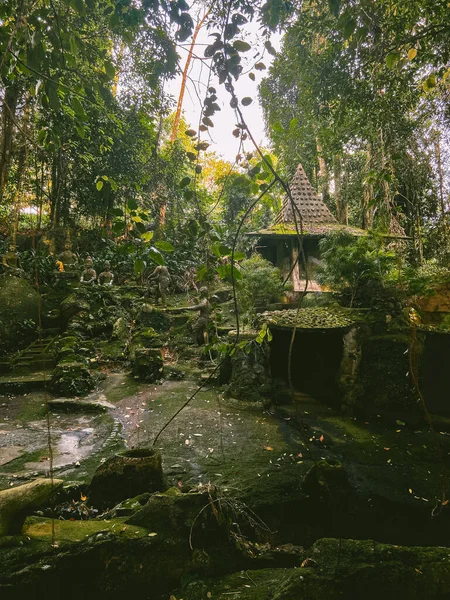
[85,256,93,268]
[8,243,16,253]
[64,239,72,251]
[199,286,208,298]
[104,261,111,270]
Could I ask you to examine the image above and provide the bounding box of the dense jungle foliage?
[0,0,449,300]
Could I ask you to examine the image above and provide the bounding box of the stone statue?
[191,286,211,345]
[58,240,78,271]
[148,265,170,306]
[80,256,97,285]
[172,286,210,345]
[1,244,23,277]
[98,261,114,286]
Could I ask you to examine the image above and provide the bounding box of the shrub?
[238,254,284,324]
[316,232,397,308]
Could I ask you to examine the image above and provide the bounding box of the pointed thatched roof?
[248,163,366,238]
[276,164,336,225]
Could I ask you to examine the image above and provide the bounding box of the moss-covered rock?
[59,293,89,323]
[0,276,40,354]
[136,304,171,331]
[182,538,450,600]
[131,347,163,382]
[88,449,165,509]
[0,478,63,536]
[226,336,272,402]
[51,361,94,396]
[0,490,243,600]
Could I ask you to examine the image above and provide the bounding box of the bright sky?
[165,20,282,163]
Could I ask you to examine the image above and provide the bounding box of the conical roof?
[276,164,336,225]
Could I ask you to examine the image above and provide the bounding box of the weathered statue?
[58,240,78,271]
[191,286,211,345]
[98,261,114,286]
[172,286,210,345]
[80,256,97,285]
[1,244,23,277]
[148,265,170,306]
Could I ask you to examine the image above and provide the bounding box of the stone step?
[18,353,53,360]
[0,361,11,375]
[0,372,50,393]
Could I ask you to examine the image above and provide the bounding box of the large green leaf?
[154,240,175,252]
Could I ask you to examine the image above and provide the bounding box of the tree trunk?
[362,142,374,229]
[158,9,209,231]
[170,10,210,143]
[315,133,330,203]
[0,84,19,204]
[50,149,67,228]
[333,154,346,223]
[11,98,31,245]
[436,132,449,249]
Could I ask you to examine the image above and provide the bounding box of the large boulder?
[0,276,40,354]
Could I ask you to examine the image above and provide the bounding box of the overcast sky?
[165,21,282,163]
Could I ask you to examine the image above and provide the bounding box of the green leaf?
[289,117,298,131]
[217,263,242,282]
[423,74,436,91]
[69,36,79,56]
[141,232,154,242]
[328,0,341,17]
[112,221,124,235]
[219,244,232,256]
[70,0,85,14]
[71,97,86,119]
[197,264,208,281]
[37,129,47,144]
[128,199,138,211]
[134,258,146,278]
[241,97,253,106]
[233,251,246,261]
[154,240,175,252]
[179,176,191,188]
[233,40,251,52]
[264,40,277,56]
[255,62,266,71]
[249,72,256,81]
[185,129,197,137]
[343,17,356,39]
[104,61,115,79]
[148,248,165,266]
[386,52,399,70]
[96,180,104,191]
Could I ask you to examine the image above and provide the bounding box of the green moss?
[182,538,450,599]
[261,307,366,330]
[104,376,143,403]
[1,448,47,474]
[23,516,149,542]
